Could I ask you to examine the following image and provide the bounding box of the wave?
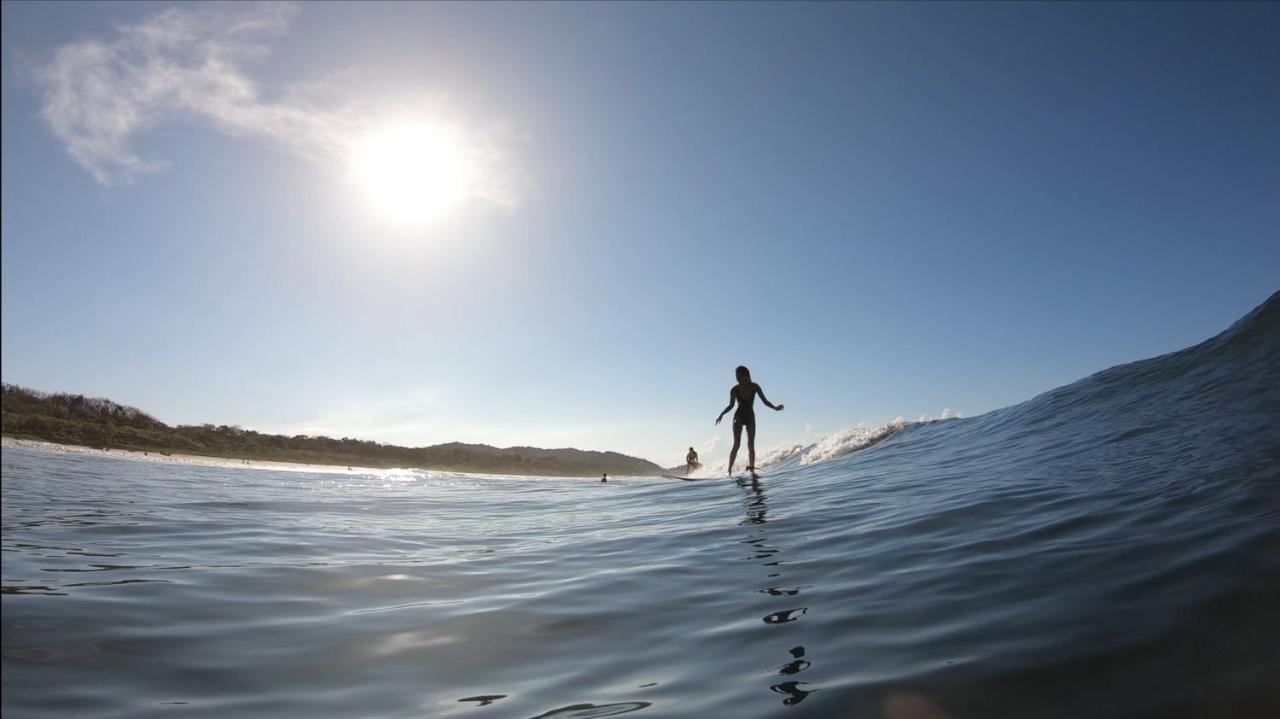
[4,291,1277,719]
[695,418,917,477]
[765,290,1280,478]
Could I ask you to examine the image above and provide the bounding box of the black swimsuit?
[732,384,757,429]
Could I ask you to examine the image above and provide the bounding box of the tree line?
[1,384,662,477]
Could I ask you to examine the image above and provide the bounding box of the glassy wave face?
[4,293,1279,718]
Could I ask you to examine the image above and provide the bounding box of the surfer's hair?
[735,365,751,381]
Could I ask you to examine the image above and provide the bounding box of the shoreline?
[1,436,385,475]
[0,385,666,477]
[0,436,655,479]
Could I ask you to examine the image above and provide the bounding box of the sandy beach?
[1,436,383,475]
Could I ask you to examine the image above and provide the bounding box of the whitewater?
[3,292,1278,718]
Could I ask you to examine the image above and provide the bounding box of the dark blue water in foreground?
[4,294,1280,719]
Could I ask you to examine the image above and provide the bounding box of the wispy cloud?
[699,433,721,456]
[31,1,519,204]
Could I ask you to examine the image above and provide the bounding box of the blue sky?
[2,2,1277,466]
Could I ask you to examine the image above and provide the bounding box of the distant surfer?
[601,473,608,483]
[715,365,784,479]
[686,447,700,475]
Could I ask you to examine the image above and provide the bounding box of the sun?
[351,123,476,227]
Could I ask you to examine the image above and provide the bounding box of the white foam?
[691,417,920,477]
[799,420,911,465]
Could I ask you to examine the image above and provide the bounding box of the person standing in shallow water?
[716,365,784,478]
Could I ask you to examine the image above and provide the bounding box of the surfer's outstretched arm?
[756,384,784,411]
[715,390,736,425]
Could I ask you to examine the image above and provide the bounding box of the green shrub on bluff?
[1,384,661,477]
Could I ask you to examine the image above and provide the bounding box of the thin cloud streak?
[31,1,520,207]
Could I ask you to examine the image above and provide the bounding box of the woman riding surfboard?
[716,365,784,479]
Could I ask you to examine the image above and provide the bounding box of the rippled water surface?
[5,296,1280,719]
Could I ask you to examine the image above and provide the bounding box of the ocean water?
[4,294,1279,719]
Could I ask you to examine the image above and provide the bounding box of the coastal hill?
[0,384,663,477]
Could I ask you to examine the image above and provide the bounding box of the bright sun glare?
[351,124,475,227]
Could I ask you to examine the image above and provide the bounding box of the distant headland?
[0,384,663,477]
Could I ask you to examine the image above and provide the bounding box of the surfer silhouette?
[716,365,783,478]
[686,447,699,475]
